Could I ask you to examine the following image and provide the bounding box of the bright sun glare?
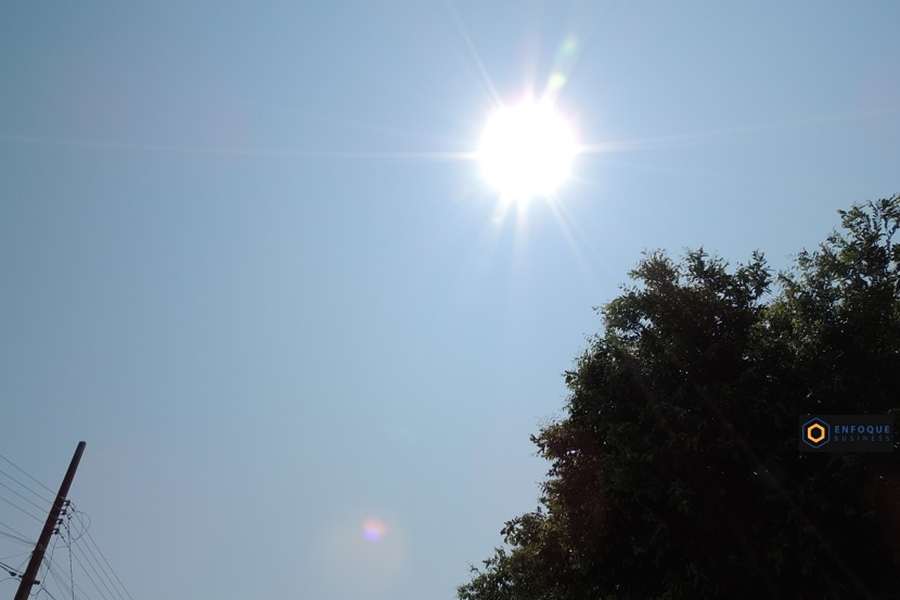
[477,99,578,202]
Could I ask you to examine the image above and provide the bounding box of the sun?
[477,99,578,202]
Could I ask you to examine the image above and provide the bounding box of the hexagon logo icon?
[802,417,830,449]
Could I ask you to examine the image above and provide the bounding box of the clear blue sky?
[1,2,898,600]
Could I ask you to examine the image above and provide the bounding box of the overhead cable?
[0,454,55,497]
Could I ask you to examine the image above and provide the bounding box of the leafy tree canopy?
[459,194,900,600]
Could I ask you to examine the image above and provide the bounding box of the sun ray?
[0,133,477,162]
[544,191,616,294]
[249,102,475,149]
[576,107,900,157]
[447,0,503,109]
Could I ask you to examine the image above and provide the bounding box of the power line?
[37,585,58,600]
[70,543,113,600]
[0,479,51,513]
[64,511,125,600]
[83,528,133,600]
[65,519,76,600]
[0,550,30,564]
[43,554,97,600]
[0,532,31,546]
[80,537,127,600]
[0,521,34,547]
[39,523,79,600]
[0,454,55,497]
[67,507,122,600]
[68,509,90,543]
[36,530,70,600]
[0,467,54,506]
[73,533,128,600]
[0,559,24,577]
[37,581,61,600]
[42,562,74,600]
[41,526,63,587]
[13,554,29,577]
[0,493,43,523]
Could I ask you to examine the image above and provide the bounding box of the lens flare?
[319,512,405,597]
[363,517,388,542]
[548,72,567,92]
[561,35,578,56]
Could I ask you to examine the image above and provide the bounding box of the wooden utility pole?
[14,441,86,600]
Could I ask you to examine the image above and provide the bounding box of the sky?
[1,2,899,600]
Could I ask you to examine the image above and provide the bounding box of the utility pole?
[14,441,86,600]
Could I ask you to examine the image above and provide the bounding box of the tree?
[458,194,900,600]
